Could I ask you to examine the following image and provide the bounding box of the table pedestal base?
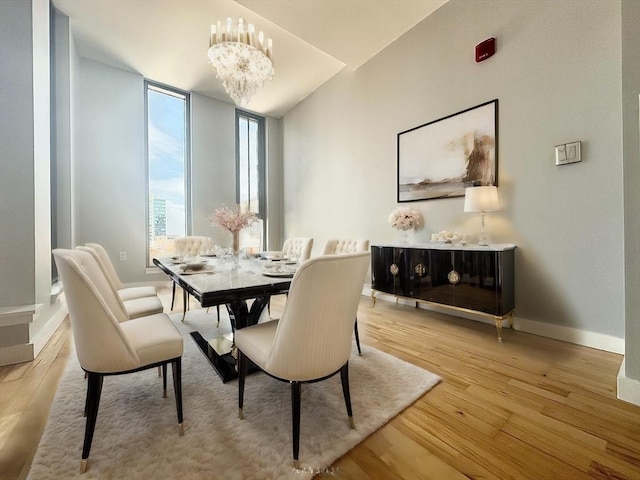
[190,332,237,382]
[190,331,261,383]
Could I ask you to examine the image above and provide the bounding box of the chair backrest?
[85,242,124,291]
[322,239,370,255]
[281,237,313,262]
[76,246,129,317]
[174,236,213,257]
[265,252,370,381]
[52,249,140,373]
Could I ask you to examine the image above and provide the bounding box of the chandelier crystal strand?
[208,18,274,105]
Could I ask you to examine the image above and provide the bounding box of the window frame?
[144,80,191,268]
[235,109,266,243]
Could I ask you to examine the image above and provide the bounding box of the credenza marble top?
[372,242,516,252]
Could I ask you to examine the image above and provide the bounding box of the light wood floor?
[1,288,639,479]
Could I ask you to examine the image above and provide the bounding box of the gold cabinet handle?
[414,263,427,276]
[390,264,399,276]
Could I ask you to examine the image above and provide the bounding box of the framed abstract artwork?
[397,99,498,202]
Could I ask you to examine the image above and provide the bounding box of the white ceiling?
[53,0,448,118]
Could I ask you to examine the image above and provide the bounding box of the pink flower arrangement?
[210,205,256,234]
[388,207,421,231]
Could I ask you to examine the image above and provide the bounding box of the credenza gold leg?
[508,311,515,329]
[371,290,377,307]
[495,317,503,343]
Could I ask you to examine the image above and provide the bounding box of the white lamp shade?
[464,186,500,212]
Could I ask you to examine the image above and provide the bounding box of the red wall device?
[475,37,496,62]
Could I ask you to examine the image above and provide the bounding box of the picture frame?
[397,99,498,202]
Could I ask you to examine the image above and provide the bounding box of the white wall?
[282,0,630,343]
[620,0,640,394]
[1,0,37,308]
[266,116,283,250]
[74,58,151,282]
[53,8,74,251]
[0,0,67,366]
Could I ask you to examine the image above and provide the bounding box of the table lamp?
[464,186,500,246]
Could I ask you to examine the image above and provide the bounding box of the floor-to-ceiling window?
[236,110,265,253]
[145,81,190,265]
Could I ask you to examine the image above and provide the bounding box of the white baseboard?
[0,304,39,366]
[617,359,640,406]
[31,297,68,358]
[0,344,34,366]
[511,315,624,354]
[0,291,69,366]
[364,287,625,354]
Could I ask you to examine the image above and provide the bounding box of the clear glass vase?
[398,229,411,244]
[231,232,240,270]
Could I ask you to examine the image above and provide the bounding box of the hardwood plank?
[502,413,640,479]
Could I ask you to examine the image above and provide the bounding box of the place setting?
[176,258,216,275]
[259,250,299,277]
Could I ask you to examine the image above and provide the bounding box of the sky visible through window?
[148,87,186,237]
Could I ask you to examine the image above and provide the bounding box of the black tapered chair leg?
[238,351,247,419]
[340,363,355,429]
[82,372,104,473]
[162,363,168,398]
[181,290,189,322]
[83,375,89,417]
[354,318,362,355]
[291,381,302,467]
[171,282,176,310]
[171,358,184,436]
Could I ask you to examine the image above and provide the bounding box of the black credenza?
[371,243,516,341]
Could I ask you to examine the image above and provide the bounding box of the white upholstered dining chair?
[281,237,313,262]
[266,237,314,319]
[321,239,370,256]
[78,245,163,320]
[172,236,215,315]
[52,248,184,474]
[322,239,370,355]
[235,251,370,467]
[174,235,214,257]
[84,243,157,300]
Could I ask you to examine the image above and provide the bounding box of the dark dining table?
[153,255,295,382]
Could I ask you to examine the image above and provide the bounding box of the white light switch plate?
[555,141,581,165]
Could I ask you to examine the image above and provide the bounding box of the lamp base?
[478,212,489,246]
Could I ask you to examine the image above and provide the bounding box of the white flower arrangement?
[431,230,464,244]
[388,207,421,231]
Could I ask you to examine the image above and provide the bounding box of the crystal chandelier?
[207,18,274,105]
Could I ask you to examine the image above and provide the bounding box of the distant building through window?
[151,198,167,237]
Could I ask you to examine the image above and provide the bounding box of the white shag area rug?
[28,307,440,480]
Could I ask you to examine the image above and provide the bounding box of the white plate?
[260,251,284,260]
[180,266,215,275]
[262,271,294,278]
